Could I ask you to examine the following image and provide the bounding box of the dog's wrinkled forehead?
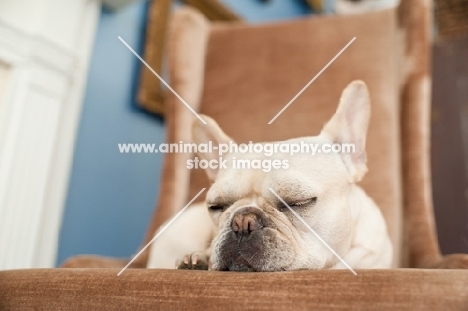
[205,169,263,205]
[205,159,329,206]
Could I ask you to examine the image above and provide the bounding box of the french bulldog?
[147,81,393,271]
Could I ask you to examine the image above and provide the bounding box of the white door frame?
[0,0,101,269]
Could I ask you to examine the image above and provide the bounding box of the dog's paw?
[176,252,209,270]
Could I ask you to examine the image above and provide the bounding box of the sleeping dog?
[147,81,393,271]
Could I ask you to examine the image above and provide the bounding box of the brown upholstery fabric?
[135,8,211,268]
[397,0,441,268]
[2,269,468,310]
[60,255,132,269]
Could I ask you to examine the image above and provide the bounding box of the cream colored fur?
[147,81,392,271]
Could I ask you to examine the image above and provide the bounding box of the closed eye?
[288,197,317,207]
[208,204,226,212]
[207,199,235,212]
[207,196,236,213]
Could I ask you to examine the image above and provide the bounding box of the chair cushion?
[1,268,467,310]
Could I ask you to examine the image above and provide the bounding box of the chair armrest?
[1,268,467,310]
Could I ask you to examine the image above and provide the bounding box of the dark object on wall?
[303,0,323,12]
[137,0,240,116]
[137,0,172,115]
[182,0,240,21]
[431,35,468,255]
[436,0,468,39]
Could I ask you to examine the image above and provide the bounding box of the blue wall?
[56,0,310,266]
[221,0,310,22]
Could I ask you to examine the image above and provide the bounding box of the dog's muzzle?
[214,205,294,272]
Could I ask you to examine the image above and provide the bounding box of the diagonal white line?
[268,188,357,275]
[117,188,207,276]
[268,37,356,124]
[118,36,207,125]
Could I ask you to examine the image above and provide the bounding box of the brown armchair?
[2,1,468,310]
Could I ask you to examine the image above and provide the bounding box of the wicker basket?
[436,0,468,39]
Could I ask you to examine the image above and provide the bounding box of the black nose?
[231,208,264,237]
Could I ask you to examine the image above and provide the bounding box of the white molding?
[0,20,77,77]
[0,0,101,269]
[34,0,102,268]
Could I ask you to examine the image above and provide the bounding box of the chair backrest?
[139,1,440,269]
[192,8,402,267]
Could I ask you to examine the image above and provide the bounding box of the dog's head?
[192,81,370,271]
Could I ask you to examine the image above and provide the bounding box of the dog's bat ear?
[192,114,235,182]
[321,80,370,182]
